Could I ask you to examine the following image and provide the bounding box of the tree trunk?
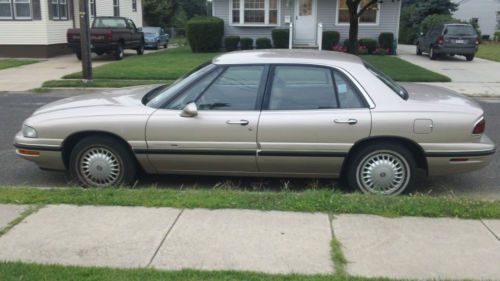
[347,9,359,54]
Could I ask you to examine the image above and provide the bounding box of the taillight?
[106,30,113,40]
[472,118,485,135]
[436,35,444,45]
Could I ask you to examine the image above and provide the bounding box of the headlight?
[22,125,38,138]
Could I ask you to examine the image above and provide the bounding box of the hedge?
[378,32,394,50]
[186,16,224,53]
[224,36,240,51]
[272,29,289,48]
[240,38,253,50]
[358,38,377,54]
[322,31,340,50]
[256,37,272,49]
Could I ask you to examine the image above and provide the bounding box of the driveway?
[398,44,500,96]
[0,49,164,92]
[0,91,499,199]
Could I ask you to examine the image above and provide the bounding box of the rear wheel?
[113,44,124,60]
[416,44,422,56]
[164,40,168,48]
[429,47,438,60]
[465,54,474,61]
[136,43,144,55]
[75,51,82,60]
[69,136,137,187]
[347,143,416,196]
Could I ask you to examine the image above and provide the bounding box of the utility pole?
[79,0,92,82]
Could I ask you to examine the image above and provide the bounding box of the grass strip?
[329,214,347,275]
[0,261,401,281]
[0,59,39,70]
[0,205,42,237]
[476,43,500,62]
[42,79,171,88]
[362,55,451,82]
[0,187,499,219]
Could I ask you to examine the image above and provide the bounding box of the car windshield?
[445,25,476,36]
[143,27,159,35]
[93,18,127,28]
[363,61,409,100]
[146,62,216,108]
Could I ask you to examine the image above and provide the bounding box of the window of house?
[0,0,13,18]
[337,0,378,25]
[132,0,136,12]
[0,0,33,19]
[231,0,279,25]
[90,0,96,17]
[113,0,119,16]
[51,0,67,20]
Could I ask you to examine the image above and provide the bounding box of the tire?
[466,54,474,61]
[136,44,144,55]
[164,41,168,49]
[69,136,137,187]
[114,44,124,60]
[76,51,82,60]
[346,143,417,196]
[429,47,438,60]
[416,44,422,56]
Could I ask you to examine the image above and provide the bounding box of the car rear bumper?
[68,42,119,52]
[434,45,478,55]
[425,135,495,176]
[13,132,65,171]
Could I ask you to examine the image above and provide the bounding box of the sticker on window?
[337,84,347,94]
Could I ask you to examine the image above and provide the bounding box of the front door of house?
[294,0,316,44]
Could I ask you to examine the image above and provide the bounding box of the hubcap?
[357,151,409,195]
[80,147,120,186]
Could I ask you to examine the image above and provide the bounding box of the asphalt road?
[1,91,499,199]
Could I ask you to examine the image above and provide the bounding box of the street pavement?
[0,91,499,199]
[0,204,499,279]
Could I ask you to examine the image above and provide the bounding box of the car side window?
[196,66,265,111]
[268,66,338,110]
[128,19,136,30]
[332,70,365,108]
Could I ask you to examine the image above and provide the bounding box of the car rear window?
[444,25,476,36]
[93,18,127,28]
[363,61,408,100]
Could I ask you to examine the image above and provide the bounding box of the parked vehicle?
[14,50,495,195]
[67,17,144,60]
[143,27,169,49]
[416,23,479,61]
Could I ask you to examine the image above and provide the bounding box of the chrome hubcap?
[357,151,409,195]
[80,147,120,186]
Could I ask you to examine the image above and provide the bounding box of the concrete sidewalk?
[0,204,500,280]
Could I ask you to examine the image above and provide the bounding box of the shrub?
[322,31,340,50]
[240,38,253,50]
[358,38,377,54]
[495,31,500,41]
[272,29,289,48]
[357,46,369,55]
[332,44,347,52]
[256,37,272,49]
[420,14,458,34]
[186,16,224,53]
[378,32,394,51]
[224,36,240,52]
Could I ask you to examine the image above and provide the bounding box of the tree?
[410,0,458,29]
[143,0,178,28]
[344,0,379,54]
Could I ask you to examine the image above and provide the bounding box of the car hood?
[33,85,162,116]
[400,82,483,115]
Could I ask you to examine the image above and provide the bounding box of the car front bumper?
[13,132,65,171]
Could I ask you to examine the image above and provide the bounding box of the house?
[452,0,500,39]
[0,0,143,57]
[211,0,402,47]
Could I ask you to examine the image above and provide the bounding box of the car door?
[145,65,268,174]
[257,65,371,176]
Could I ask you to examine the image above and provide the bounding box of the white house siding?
[75,0,143,28]
[213,0,401,43]
[452,0,500,37]
[0,0,50,45]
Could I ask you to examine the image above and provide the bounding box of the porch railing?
[289,22,293,50]
[317,22,323,50]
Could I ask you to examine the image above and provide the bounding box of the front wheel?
[136,44,144,55]
[69,136,137,187]
[347,144,416,196]
[75,51,82,60]
[465,54,474,61]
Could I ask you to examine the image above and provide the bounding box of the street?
[1,90,499,199]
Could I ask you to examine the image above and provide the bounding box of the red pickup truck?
[67,17,144,60]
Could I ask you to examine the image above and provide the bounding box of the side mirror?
[180,102,198,117]
[137,27,142,32]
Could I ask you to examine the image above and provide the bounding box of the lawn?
[0,187,499,219]
[477,43,500,62]
[362,55,451,82]
[0,59,39,70]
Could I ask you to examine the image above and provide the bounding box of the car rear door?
[145,65,268,174]
[256,65,372,176]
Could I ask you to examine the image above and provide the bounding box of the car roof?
[212,49,364,67]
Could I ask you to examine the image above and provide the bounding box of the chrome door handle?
[226,119,249,126]
[334,118,358,125]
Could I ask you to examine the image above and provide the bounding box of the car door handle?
[334,118,358,125]
[226,119,249,126]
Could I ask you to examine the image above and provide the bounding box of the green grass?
[362,55,451,82]
[0,59,39,70]
[1,187,499,219]
[477,43,500,62]
[63,47,217,80]
[0,205,42,237]
[42,79,172,88]
[0,261,399,281]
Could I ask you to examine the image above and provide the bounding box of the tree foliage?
[143,0,178,27]
[410,0,458,29]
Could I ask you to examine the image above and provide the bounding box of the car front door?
[145,65,268,174]
[257,65,372,176]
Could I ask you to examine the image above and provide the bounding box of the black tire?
[346,143,417,196]
[164,41,168,49]
[136,44,145,55]
[69,136,137,187]
[114,44,124,60]
[466,54,474,61]
[76,51,82,60]
[416,44,422,56]
[429,46,438,60]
